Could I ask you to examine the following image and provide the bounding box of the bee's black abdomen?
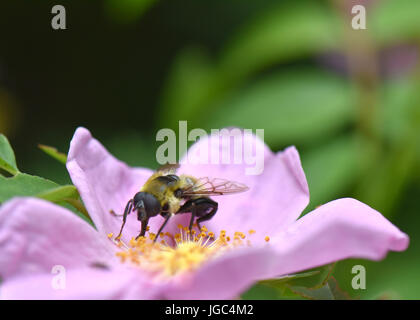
[177,197,218,218]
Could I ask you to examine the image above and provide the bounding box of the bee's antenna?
[115,199,134,240]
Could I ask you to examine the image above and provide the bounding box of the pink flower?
[0,128,409,299]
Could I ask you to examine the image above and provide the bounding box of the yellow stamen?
[149,233,156,241]
[111,225,260,278]
[129,237,137,247]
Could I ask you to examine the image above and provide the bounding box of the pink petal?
[163,247,275,300]
[0,266,162,300]
[266,198,409,277]
[0,198,114,280]
[67,127,155,241]
[175,130,309,243]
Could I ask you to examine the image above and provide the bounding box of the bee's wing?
[156,163,180,174]
[182,177,249,196]
[143,163,180,185]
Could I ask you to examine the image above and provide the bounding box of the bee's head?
[133,192,161,220]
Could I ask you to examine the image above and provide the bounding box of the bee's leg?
[154,214,171,243]
[174,200,196,239]
[115,199,134,240]
[195,199,218,232]
[136,217,150,240]
[176,198,218,234]
[188,203,196,233]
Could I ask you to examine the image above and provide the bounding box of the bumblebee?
[115,164,249,242]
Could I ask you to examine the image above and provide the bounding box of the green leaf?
[327,277,352,300]
[0,173,58,203]
[259,264,336,297]
[159,48,219,129]
[36,185,79,202]
[356,138,417,218]
[104,0,156,23]
[289,283,334,300]
[288,264,336,289]
[261,265,350,300]
[259,270,321,288]
[221,2,341,79]
[36,185,90,219]
[159,3,343,130]
[241,284,285,300]
[286,273,350,300]
[205,69,355,147]
[302,135,360,213]
[0,134,19,175]
[381,77,420,143]
[56,200,93,226]
[0,173,92,225]
[0,138,91,225]
[105,131,158,169]
[38,144,67,165]
[372,0,420,45]
[355,77,420,217]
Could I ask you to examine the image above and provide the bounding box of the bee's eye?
[133,192,161,217]
[174,189,183,198]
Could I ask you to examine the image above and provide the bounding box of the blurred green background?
[0,0,419,299]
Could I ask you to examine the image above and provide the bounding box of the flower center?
[109,225,263,278]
